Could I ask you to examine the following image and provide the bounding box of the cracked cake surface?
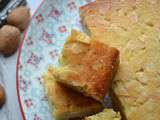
[80,0,160,120]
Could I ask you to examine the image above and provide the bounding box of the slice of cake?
[85,109,121,120]
[59,30,91,65]
[54,30,119,102]
[80,0,160,120]
[43,67,102,120]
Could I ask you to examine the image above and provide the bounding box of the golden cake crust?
[43,67,102,120]
[60,30,91,65]
[54,30,119,102]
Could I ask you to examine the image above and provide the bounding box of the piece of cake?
[59,30,91,65]
[85,109,121,120]
[80,0,160,120]
[54,30,119,102]
[43,67,102,120]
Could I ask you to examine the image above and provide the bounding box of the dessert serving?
[43,29,119,119]
[53,30,119,102]
[43,67,102,120]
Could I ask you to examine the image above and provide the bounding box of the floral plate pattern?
[17,0,96,120]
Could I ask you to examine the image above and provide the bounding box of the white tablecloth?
[0,0,42,120]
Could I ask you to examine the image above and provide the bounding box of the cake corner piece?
[54,30,119,102]
[43,67,103,120]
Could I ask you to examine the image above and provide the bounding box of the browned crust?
[80,0,136,15]
[80,0,109,17]
[55,40,119,102]
[80,0,137,35]
[84,40,119,101]
[44,68,103,120]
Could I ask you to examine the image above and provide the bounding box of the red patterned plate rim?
[16,0,46,120]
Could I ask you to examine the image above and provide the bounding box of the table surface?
[0,0,42,120]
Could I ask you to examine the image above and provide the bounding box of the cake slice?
[43,67,102,120]
[85,109,121,120]
[80,0,160,120]
[59,29,91,65]
[54,30,119,102]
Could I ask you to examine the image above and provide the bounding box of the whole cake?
[80,0,160,120]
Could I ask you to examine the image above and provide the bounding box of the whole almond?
[7,6,30,31]
[0,25,21,56]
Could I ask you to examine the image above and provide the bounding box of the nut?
[7,6,30,31]
[0,25,21,56]
[0,84,5,108]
